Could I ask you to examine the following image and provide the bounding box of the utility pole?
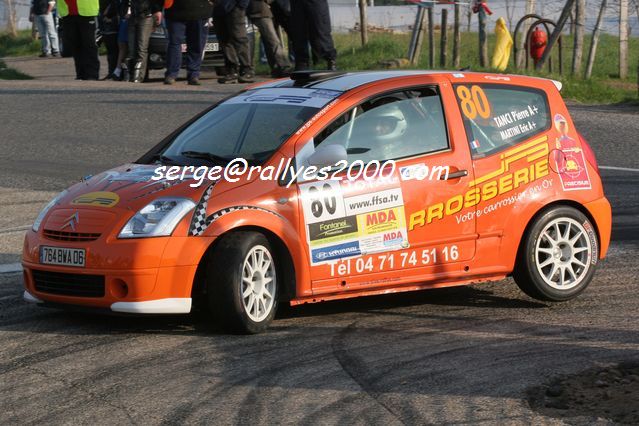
[440,8,448,67]
[620,0,629,79]
[571,0,585,74]
[428,6,435,68]
[453,3,461,68]
[358,0,368,46]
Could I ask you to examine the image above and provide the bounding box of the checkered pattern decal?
[204,206,283,228]
[189,183,282,236]
[189,184,215,236]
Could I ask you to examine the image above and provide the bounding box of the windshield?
[160,88,341,165]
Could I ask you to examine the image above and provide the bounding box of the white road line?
[0,225,30,234]
[600,166,639,173]
[0,263,22,274]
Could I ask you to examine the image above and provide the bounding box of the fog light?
[111,279,129,299]
[149,53,161,63]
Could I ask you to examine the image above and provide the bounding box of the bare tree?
[585,0,608,79]
[3,0,19,37]
[571,0,586,74]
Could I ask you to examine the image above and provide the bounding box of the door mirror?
[306,144,347,167]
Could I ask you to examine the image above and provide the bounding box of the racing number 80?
[308,183,337,218]
[456,85,491,120]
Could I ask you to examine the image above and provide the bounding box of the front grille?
[43,229,101,242]
[32,270,105,298]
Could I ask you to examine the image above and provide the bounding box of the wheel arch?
[513,199,601,270]
[191,226,298,306]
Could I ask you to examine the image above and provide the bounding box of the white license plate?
[40,246,86,267]
[204,42,219,52]
[181,43,219,53]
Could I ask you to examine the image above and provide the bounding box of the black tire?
[513,206,599,302]
[206,231,278,334]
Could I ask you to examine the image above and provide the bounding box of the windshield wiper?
[180,151,231,164]
[152,153,179,165]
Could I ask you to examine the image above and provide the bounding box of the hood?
[58,164,206,213]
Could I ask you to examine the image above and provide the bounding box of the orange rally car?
[22,71,611,333]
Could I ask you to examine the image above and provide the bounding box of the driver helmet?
[369,104,408,142]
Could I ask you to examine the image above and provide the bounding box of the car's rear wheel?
[514,206,599,301]
[206,231,278,334]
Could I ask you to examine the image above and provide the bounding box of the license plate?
[181,43,219,53]
[204,42,219,52]
[40,246,86,267]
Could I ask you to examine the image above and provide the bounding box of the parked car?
[23,71,611,334]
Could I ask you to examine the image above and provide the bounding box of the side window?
[314,87,449,163]
[454,84,550,158]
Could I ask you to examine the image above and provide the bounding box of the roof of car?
[250,70,561,94]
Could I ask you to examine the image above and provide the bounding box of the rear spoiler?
[551,79,563,92]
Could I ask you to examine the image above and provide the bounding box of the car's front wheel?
[207,231,278,334]
[514,206,599,301]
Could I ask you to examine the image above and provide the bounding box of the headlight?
[118,197,195,239]
[32,190,68,232]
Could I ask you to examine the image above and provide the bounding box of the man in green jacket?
[58,0,101,80]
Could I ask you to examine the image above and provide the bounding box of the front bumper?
[22,230,214,314]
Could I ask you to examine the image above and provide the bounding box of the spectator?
[110,9,129,80]
[99,0,120,78]
[57,0,100,80]
[290,0,336,71]
[30,0,60,57]
[163,0,213,86]
[214,0,254,84]
[270,0,294,63]
[122,0,162,83]
[247,0,291,78]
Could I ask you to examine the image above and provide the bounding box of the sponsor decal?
[382,230,406,247]
[409,136,550,230]
[551,113,592,191]
[358,207,405,235]
[308,216,358,246]
[71,191,120,208]
[311,241,361,264]
[300,177,409,265]
[344,187,403,216]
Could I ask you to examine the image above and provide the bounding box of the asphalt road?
[1,58,638,424]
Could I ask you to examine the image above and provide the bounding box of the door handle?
[440,169,468,180]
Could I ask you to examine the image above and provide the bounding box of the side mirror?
[306,144,347,168]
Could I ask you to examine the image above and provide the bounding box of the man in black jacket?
[163,0,213,85]
[122,0,163,82]
[214,0,254,84]
[290,0,336,71]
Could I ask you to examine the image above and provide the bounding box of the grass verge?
[0,59,33,80]
[0,30,41,57]
[256,30,639,104]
